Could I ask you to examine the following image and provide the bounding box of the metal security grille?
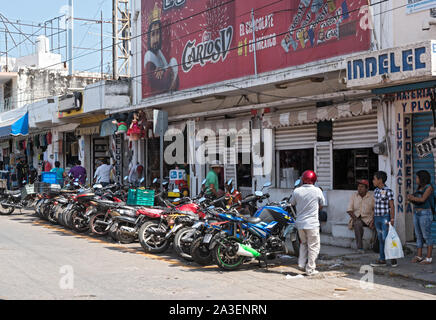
[332,114,378,149]
[412,112,436,244]
[315,141,333,190]
[275,124,317,151]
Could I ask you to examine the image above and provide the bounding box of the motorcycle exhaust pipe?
[119,226,136,235]
[95,220,111,226]
[1,202,23,209]
[236,244,261,258]
[148,227,166,236]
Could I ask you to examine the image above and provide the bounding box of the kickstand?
[258,256,268,270]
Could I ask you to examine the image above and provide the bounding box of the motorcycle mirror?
[162,181,168,186]
[231,187,235,193]
[202,179,207,185]
[173,198,181,202]
[140,177,145,183]
[173,188,180,193]
[124,176,128,181]
[74,182,79,186]
[263,182,272,188]
[208,205,215,210]
[294,179,301,188]
[93,184,103,189]
[227,178,233,186]
[255,191,264,197]
[198,197,206,203]
[153,178,158,183]
[74,178,79,182]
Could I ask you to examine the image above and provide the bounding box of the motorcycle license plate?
[203,234,213,244]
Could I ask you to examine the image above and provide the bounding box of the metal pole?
[113,0,119,80]
[251,8,257,76]
[160,132,163,192]
[68,0,74,75]
[101,11,104,80]
[5,31,8,72]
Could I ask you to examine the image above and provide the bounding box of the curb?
[341,261,436,286]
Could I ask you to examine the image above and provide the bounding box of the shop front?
[390,87,436,244]
[347,40,436,244]
[262,98,380,234]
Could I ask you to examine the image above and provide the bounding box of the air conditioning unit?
[59,92,83,113]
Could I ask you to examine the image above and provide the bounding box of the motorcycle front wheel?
[191,236,214,266]
[0,202,15,215]
[138,221,170,253]
[115,222,136,244]
[213,237,244,271]
[89,213,110,236]
[173,227,195,262]
[70,209,89,233]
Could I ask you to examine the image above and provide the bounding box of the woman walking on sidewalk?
[407,170,434,265]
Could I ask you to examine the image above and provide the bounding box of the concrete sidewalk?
[317,245,436,286]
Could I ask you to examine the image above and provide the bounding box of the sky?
[0,0,114,72]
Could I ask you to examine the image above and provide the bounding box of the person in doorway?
[50,161,66,187]
[128,162,144,187]
[16,158,25,187]
[370,171,397,268]
[347,180,375,253]
[290,170,325,276]
[94,158,112,187]
[205,161,223,199]
[69,160,87,185]
[407,170,434,265]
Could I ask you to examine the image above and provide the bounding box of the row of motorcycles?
[0,175,301,271]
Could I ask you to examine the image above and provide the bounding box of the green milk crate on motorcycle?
[127,189,155,206]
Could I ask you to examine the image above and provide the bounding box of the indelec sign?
[346,41,436,88]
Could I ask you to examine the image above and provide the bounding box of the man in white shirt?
[94,159,113,187]
[290,170,326,276]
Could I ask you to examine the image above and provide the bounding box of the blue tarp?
[0,112,29,139]
[11,112,28,136]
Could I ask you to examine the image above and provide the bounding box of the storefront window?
[276,149,314,188]
[333,148,378,190]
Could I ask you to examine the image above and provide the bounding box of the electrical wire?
[3,0,405,107]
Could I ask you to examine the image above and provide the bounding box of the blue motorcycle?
[210,183,301,271]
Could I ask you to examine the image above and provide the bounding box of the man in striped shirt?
[370,171,398,268]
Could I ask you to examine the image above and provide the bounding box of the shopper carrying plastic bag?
[384,223,404,260]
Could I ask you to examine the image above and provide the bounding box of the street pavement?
[0,211,435,300]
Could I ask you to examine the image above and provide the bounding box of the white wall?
[393,0,436,46]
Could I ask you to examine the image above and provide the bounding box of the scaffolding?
[113,0,131,79]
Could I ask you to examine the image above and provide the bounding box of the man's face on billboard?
[150,23,161,52]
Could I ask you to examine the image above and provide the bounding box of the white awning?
[262,99,379,129]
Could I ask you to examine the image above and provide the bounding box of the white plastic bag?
[384,223,404,260]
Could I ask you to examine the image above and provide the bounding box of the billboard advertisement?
[141,0,371,98]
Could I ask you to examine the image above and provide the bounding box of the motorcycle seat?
[6,190,21,196]
[242,215,261,224]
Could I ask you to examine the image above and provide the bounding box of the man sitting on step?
[347,180,375,253]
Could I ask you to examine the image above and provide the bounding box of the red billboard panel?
[142,0,371,98]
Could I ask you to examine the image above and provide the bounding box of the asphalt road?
[0,211,435,300]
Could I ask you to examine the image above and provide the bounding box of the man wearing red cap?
[347,180,375,253]
[290,170,325,276]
